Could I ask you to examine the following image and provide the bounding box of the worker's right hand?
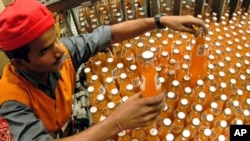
[110,91,166,130]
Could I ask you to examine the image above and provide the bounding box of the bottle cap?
[142,51,154,60]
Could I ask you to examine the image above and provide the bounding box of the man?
[0,0,207,140]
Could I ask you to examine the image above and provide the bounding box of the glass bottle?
[194,128,212,141]
[107,88,121,107]
[140,51,162,97]
[84,67,94,85]
[170,111,186,137]
[164,69,176,92]
[181,86,193,104]
[176,63,189,82]
[210,120,227,140]
[186,104,203,124]
[125,84,134,97]
[158,118,172,140]
[107,102,116,116]
[189,28,207,87]
[145,128,160,141]
[104,77,117,94]
[90,106,101,124]
[166,91,178,116]
[128,64,141,93]
[175,98,189,116]
[184,118,201,140]
[96,94,108,116]
[175,129,191,141]
[107,57,118,84]
[158,104,172,121]
[124,42,135,65]
[101,67,110,84]
[199,114,214,133]
[118,73,130,97]
[165,133,175,141]
[88,86,98,106]
[201,102,220,121]
[131,127,146,141]
[91,75,106,95]
[116,63,127,78]
[117,130,131,141]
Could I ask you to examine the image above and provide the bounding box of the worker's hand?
[110,91,166,130]
[161,15,208,35]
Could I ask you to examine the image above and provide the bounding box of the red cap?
[0,0,55,51]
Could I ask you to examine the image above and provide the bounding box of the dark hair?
[4,45,30,62]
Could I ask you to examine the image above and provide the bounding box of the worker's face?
[20,25,66,73]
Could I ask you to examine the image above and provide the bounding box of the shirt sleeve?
[60,25,112,70]
[0,101,53,141]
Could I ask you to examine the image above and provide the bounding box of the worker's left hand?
[161,15,208,35]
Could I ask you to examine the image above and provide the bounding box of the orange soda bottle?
[144,128,160,141]
[107,102,116,116]
[91,75,106,95]
[104,77,117,93]
[186,104,203,124]
[107,88,122,107]
[124,84,135,97]
[181,86,193,105]
[124,43,135,62]
[90,106,101,124]
[121,96,129,103]
[125,56,135,72]
[194,128,212,141]
[118,73,130,97]
[128,64,141,93]
[158,104,172,121]
[88,86,98,106]
[131,127,146,141]
[143,120,157,135]
[93,60,104,83]
[107,57,118,81]
[140,51,162,97]
[169,80,180,96]
[84,67,94,84]
[175,129,191,141]
[165,91,178,117]
[96,94,108,116]
[176,63,189,82]
[159,40,171,56]
[116,63,127,78]
[164,69,176,92]
[158,118,172,140]
[240,98,250,111]
[199,114,214,133]
[184,118,201,140]
[157,51,169,71]
[200,102,220,121]
[175,98,189,116]
[170,111,186,137]
[117,130,131,141]
[110,43,122,61]
[101,67,110,84]
[165,133,175,141]
[189,28,207,87]
[210,120,227,140]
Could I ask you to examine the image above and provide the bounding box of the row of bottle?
[77,0,249,34]
[91,99,250,141]
[107,117,232,141]
[82,4,250,141]
[86,61,250,140]
[84,28,249,94]
[88,76,250,140]
[77,0,206,34]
